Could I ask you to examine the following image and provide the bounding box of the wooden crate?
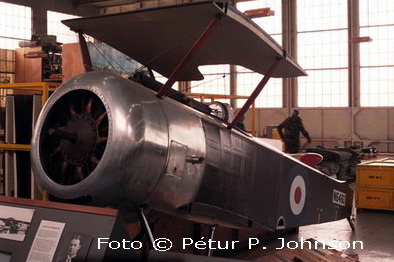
[355,187,394,211]
[356,158,394,188]
[356,158,394,211]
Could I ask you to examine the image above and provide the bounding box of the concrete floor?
[298,209,394,262]
[295,156,394,262]
[245,209,394,262]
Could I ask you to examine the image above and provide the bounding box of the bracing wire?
[188,66,250,91]
[83,34,251,96]
[84,34,129,75]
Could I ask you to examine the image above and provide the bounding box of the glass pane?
[298,0,347,31]
[360,0,394,26]
[359,0,394,107]
[298,30,348,69]
[298,69,348,107]
[360,67,394,106]
[0,2,31,49]
[236,67,282,108]
[47,11,80,44]
[297,1,348,107]
[360,26,394,66]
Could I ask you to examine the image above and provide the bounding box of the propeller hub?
[38,90,108,185]
[61,114,98,164]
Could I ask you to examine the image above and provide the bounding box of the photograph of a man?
[56,234,88,262]
[66,235,81,262]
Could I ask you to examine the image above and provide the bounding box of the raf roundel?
[289,175,306,215]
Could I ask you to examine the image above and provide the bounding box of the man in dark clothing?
[278,110,312,153]
[56,235,83,262]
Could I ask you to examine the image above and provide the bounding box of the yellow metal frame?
[0,143,31,151]
[0,82,59,152]
[0,82,59,107]
[183,92,256,135]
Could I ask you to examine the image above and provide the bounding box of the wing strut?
[78,32,93,72]
[228,57,281,130]
[156,13,223,98]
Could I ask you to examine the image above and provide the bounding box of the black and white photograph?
[54,233,92,262]
[0,205,35,241]
[0,251,11,262]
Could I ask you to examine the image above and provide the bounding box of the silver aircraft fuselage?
[31,71,353,231]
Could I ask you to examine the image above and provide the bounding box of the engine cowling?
[31,71,206,209]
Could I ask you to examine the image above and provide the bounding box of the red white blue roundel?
[289,175,306,215]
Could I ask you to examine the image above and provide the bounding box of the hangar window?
[152,71,168,85]
[0,2,31,49]
[236,0,282,108]
[47,11,80,44]
[236,66,283,108]
[359,0,394,106]
[190,64,231,104]
[297,0,349,107]
[0,2,31,84]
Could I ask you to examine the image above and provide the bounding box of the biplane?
[31,1,353,238]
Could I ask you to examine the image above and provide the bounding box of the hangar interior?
[0,0,393,262]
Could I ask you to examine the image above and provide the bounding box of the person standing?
[277,110,312,153]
